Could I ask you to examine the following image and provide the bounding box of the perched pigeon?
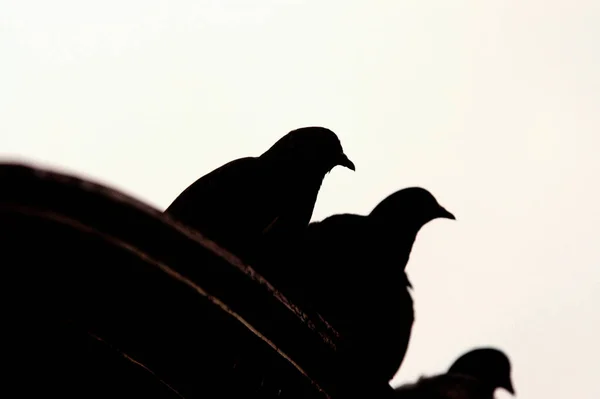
[164,126,355,269]
[286,187,455,385]
[393,347,515,399]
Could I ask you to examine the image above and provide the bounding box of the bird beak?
[336,153,356,171]
[502,378,515,395]
[438,206,456,220]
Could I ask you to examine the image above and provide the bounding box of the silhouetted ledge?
[0,162,397,399]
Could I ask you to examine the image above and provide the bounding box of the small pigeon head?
[448,347,515,395]
[262,126,355,174]
[369,187,455,232]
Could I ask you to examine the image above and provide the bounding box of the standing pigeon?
[286,187,455,386]
[164,126,355,270]
[393,347,515,399]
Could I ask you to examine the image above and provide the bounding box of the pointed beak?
[502,378,515,395]
[336,153,355,171]
[438,206,456,220]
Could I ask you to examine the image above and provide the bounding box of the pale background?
[2,1,599,398]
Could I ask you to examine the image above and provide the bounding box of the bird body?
[287,187,455,384]
[165,126,355,269]
[301,213,415,381]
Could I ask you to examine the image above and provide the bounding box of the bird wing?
[166,157,259,217]
[165,157,274,256]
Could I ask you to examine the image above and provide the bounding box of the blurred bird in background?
[393,347,515,399]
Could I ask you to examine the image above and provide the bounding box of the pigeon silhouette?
[164,126,355,270]
[393,347,515,399]
[287,187,455,385]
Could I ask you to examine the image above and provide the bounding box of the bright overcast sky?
[2,1,599,398]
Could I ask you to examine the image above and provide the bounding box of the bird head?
[448,347,515,395]
[368,187,455,234]
[261,126,355,174]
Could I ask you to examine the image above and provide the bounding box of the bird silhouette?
[393,347,515,399]
[164,126,355,272]
[284,187,455,386]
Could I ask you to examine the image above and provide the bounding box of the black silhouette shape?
[3,162,397,399]
[164,126,355,270]
[393,347,515,399]
[285,187,455,387]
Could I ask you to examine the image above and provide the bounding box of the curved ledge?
[0,162,396,399]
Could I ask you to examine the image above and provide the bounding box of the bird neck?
[370,225,418,271]
[375,216,421,239]
[260,149,333,179]
[273,160,327,199]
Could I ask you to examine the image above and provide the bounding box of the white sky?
[2,1,599,398]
